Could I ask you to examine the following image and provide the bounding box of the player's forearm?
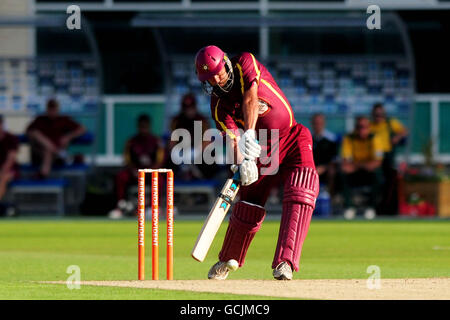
[235,139,244,164]
[341,160,356,173]
[392,130,408,145]
[243,100,258,131]
[363,160,382,171]
[316,165,327,176]
[0,151,17,174]
[66,126,86,141]
[230,138,244,164]
[28,130,56,151]
[242,82,259,131]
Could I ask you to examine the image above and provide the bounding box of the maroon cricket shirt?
[26,115,82,149]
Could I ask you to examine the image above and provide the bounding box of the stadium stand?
[0,27,101,215]
[170,58,412,120]
[2,5,449,217]
[8,178,67,216]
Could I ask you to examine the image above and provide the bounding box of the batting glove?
[238,129,262,161]
[239,159,259,186]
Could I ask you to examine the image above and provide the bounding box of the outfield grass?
[0,218,448,299]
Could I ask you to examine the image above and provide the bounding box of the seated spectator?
[168,93,217,181]
[109,114,164,218]
[341,116,383,219]
[0,116,19,214]
[370,103,408,215]
[311,113,338,195]
[26,98,86,178]
[370,103,409,170]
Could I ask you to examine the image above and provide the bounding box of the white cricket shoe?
[5,206,16,217]
[343,207,357,220]
[208,261,229,280]
[108,208,123,220]
[117,199,128,210]
[273,261,293,280]
[364,208,376,220]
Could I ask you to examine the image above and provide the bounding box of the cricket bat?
[191,169,241,262]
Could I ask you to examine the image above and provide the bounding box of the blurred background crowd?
[0,0,449,220]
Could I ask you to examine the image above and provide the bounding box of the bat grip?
[232,170,240,181]
[230,165,241,181]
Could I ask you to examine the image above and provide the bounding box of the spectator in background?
[168,93,217,180]
[370,103,408,170]
[109,114,164,219]
[370,103,408,215]
[0,116,19,215]
[311,113,338,195]
[341,116,383,219]
[26,99,86,178]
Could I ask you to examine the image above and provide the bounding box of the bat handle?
[230,165,241,181]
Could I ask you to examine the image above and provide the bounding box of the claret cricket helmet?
[194,45,234,97]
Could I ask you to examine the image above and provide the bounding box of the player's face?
[47,106,59,118]
[356,119,371,139]
[312,115,325,134]
[207,66,228,87]
[138,121,150,135]
[372,108,386,123]
[183,105,196,119]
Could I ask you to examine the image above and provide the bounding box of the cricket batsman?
[194,45,319,280]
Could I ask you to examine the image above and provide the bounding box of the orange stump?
[166,170,174,280]
[151,171,159,280]
[137,171,145,280]
[137,169,174,281]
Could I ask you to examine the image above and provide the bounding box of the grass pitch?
[0,218,448,299]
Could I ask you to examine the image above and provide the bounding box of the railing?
[407,94,450,164]
[98,94,165,166]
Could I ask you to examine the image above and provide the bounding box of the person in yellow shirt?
[341,116,383,219]
[370,103,408,215]
[370,103,408,170]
